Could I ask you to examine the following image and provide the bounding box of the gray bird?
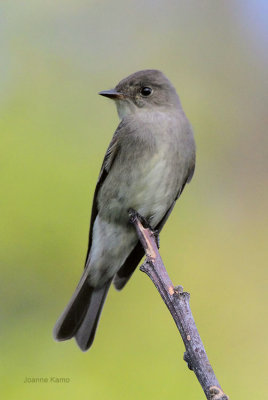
[53,69,195,351]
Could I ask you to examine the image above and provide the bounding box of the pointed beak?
[98,89,125,100]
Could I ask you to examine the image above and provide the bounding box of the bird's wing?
[84,123,122,267]
[113,163,195,290]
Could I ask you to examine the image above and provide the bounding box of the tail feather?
[53,272,112,351]
[75,279,112,351]
[53,272,91,341]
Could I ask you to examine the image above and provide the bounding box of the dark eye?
[140,87,152,97]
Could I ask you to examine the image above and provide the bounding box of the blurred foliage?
[1,1,267,399]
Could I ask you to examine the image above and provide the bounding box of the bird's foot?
[128,209,160,248]
[153,229,160,248]
[128,208,149,227]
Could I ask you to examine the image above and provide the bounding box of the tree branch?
[129,209,229,400]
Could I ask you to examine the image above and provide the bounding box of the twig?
[129,209,229,400]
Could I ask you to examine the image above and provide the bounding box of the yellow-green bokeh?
[1,1,267,399]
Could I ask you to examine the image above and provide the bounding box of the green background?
[1,1,267,399]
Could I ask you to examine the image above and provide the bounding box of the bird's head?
[99,69,181,119]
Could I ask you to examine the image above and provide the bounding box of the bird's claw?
[128,209,160,248]
[155,230,160,248]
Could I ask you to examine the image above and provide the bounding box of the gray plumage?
[53,69,195,351]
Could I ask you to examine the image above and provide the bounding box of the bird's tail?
[53,272,112,351]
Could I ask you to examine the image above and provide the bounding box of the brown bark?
[129,209,229,400]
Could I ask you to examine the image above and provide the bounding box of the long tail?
[53,273,112,351]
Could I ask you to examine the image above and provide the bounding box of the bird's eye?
[140,87,152,97]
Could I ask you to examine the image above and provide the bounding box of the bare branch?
[129,209,229,400]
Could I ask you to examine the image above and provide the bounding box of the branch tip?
[129,209,229,400]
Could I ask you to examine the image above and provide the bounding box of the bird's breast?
[99,139,182,227]
[98,110,193,226]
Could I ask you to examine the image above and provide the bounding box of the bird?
[53,69,196,352]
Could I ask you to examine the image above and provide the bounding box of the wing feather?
[84,124,122,266]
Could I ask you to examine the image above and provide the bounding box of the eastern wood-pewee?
[53,70,196,351]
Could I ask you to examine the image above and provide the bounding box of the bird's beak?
[98,89,125,100]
